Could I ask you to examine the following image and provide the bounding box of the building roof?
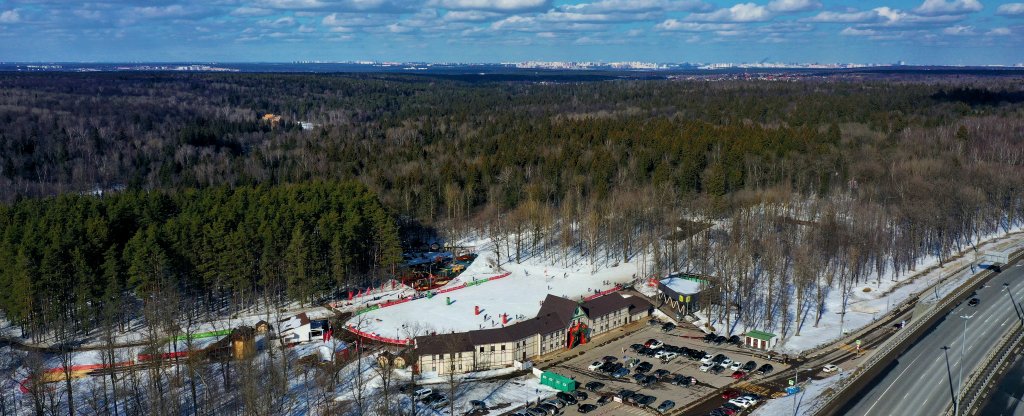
[581,293,635,319]
[415,293,654,350]
[416,332,474,355]
[659,276,705,295]
[745,330,777,341]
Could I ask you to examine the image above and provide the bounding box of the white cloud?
[131,5,193,19]
[560,0,710,14]
[996,3,1024,16]
[262,16,296,27]
[322,13,381,26]
[0,9,18,23]
[298,24,316,32]
[231,7,274,17]
[942,24,974,35]
[767,0,821,13]
[914,0,982,16]
[987,27,1011,35]
[430,0,549,12]
[840,27,876,36]
[443,10,502,21]
[685,3,772,22]
[804,9,881,23]
[656,19,736,31]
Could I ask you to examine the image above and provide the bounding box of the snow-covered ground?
[689,226,1024,354]
[750,372,849,416]
[355,237,640,338]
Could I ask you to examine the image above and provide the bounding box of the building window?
[501,345,506,351]
[479,347,484,352]
[490,346,495,352]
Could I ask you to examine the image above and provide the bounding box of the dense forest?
[0,72,1022,338]
[0,181,401,339]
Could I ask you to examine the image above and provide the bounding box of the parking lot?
[547,320,793,415]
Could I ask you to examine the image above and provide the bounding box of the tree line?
[0,181,401,339]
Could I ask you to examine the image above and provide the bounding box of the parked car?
[714,335,727,344]
[721,357,733,366]
[612,368,630,378]
[729,361,742,371]
[653,369,671,379]
[657,400,676,413]
[729,397,754,409]
[578,404,598,413]
[603,355,618,362]
[556,392,577,405]
[660,352,678,362]
[597,394,612,405]
[721,389,741,400]
[728,335,742,345]
[636,362,653,373]
[413,387,433,400]
[538,403,559,415]
[431,396,450,409]
[742,361,757,372]
[711,354,727,364]
[575,391,588,401]
[616,389,636,401]
[722,402,742,414]
[823,364,840,373]
[757,364,774,375]
[731,371,746,380]
[740,394,760,406]
[704,333,718,343]
[469,400,487,410]
[585,381,605,392]
[661,322,676,332]
[969,297,980,306]
[648,339,664,349]
[711,365,725,375]
[699,362,713,372]
[700,354,715,365]
[525,408,547,416]
[638,395,657,407]
[588,361,604,371]
[630,343,645,352]
[633,373,647,383]
[421,392,443,404]
[545,398,566,409]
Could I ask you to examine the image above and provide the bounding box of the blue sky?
[0,0,1022,64]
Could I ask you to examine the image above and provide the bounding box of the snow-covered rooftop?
[660,276,704,294]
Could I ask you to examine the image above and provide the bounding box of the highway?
[841,262,1024,416]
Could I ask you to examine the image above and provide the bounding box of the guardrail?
[946,322,1024,416]
[809,246,1023,416]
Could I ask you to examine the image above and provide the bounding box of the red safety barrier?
[344,325,413,345]
[137,351,190,362]
[584,285,624,301]
[436,284,466,294]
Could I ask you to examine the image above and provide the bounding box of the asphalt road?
[841,263,1024,416]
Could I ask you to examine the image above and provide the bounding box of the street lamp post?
[792,367,800,416]
[956,314,973,416]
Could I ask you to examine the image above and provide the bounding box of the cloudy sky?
[0,0,1022,64]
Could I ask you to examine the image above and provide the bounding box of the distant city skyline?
[0,0,1022,65]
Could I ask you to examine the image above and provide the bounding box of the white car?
[729,361,742,371]
[823,364,840,373]
[741,395,760,406]
[721,358,733,366]
[700,354,714,365]
[661,352,678,362]
[699,362,713,372]
[413,388,433,399]
[729,397,754,409]
[588,361,604,371]
[649,340,664,349]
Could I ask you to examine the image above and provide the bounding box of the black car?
[689,350,705,360]
[597,395,612,405]
[575,391,588,401]
[585,381,605,392]
[638,395,657,407]
[742,361,757,371]
[722,402,742,412]
[644,375,659,385]
[714,335,727,344]
[712,354,727,363]
[616,389,636,401]
[538,403,559,414]
[661,322,676,332]
[578,404,598,413]
[653,369,671,379]
[603,356,618,362]
[630,343,645,352]
[711,365,725,375]
[636,362,653,373]
[757,363,775,374]
[638,347,654,356]
[728,335,742,345]
[598,361,616,372]
[556,392,578,405]
[704,333,718,343]
[610,363,624,372]
[969,297,980,306]
[633,373,647,383]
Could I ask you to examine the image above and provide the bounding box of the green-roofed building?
[744,330,777,351]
